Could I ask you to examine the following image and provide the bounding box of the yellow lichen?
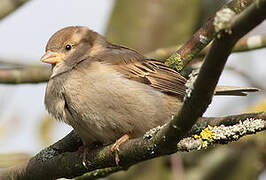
[192,134,200,139]
[201,126,214,140]
[192,126,215,150]
[192,126,214,141]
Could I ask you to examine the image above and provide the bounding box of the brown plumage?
[41,26,258,165]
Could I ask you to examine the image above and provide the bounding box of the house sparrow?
[41,26,258,166]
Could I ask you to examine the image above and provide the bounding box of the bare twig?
[2,33,266,85]
[0,57,37,67]
[1,32,265,85]
[231,34,266,52]
[165,0,255,71]
[0,66,50,84]
[0,0,30,20]
[201,34,266,55]
[146,34,266,60]
[0,1,262,85]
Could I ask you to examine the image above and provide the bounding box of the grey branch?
[1,113,265,180]
[165,0,255,71]
[0,0,30,20]
[0,66,50,84]
[74,113,266,180]
[1,32,266,84]
[158,0,266,150]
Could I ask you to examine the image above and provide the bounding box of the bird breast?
[46,61,181,145]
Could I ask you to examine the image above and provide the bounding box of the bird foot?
[110,134,130,166]
[78,146,89,168]
[78,142,102,169]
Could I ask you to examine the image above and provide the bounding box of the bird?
[41,26,258,166]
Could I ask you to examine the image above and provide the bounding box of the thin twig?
[0,0,30,20]
[165,0,255,71]
[0,66,50,84]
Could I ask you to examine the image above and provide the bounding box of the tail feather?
[214,86,259,96]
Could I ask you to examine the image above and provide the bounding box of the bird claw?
[110,134,130,166]
[78,146,89,169]
[78,142,103,169]
[110,144,121,166]
[82,159,88,169]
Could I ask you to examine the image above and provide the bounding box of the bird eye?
[65,44,72,51]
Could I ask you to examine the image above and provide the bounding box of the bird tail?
[214,86,259,96]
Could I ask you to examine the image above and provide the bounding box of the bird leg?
[78,142,102,168]
[110,134,130,166]
[78,146,89,168]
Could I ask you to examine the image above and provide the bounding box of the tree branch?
[145,34,266,60]
[159,0,266,149]
[210,34,266,53]
[165,0,255,71]
[0,0,30,20]
[0,0,263,85]
[0,1,260,85]
[75,113,266,179]
[0,66,50,84]
[1,113,265,180]
[74,167,125,180]
[1,33,266,85]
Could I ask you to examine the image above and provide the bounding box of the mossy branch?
[1,113,265,180]
[165,0,255,71]
[146,35,266,60]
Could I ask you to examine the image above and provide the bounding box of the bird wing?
[114,59,187,97]
[96,45,187,98]
[94,45,259,99]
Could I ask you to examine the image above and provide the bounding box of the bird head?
[40,26,106,77]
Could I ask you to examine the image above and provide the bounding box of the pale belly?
[48,62,182,145]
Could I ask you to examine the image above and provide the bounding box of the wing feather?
[96,45,187,98]
[93,44,258,99]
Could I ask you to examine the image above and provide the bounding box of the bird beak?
[40,51,65,64]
